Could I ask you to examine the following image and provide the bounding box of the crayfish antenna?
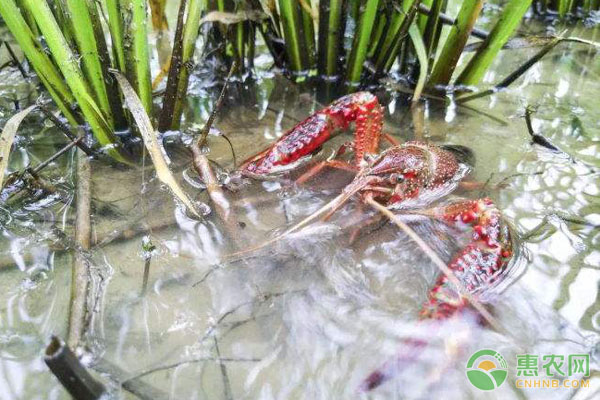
[223,179,369,262]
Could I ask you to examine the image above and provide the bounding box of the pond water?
[0,9,599,400]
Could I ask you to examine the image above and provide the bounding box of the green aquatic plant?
[532,0,600,18]
[254,0,531,93]
[0,0,206,162]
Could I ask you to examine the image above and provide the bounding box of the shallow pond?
[0,11,599,400]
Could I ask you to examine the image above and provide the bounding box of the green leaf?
[409,24,428,103]
[456,0,532,86]
[428,0,483,86]
[345,0,380,84]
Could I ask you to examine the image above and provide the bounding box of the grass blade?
[121,0,153,115]
[300,0,316,68]
[317,0,346,78]
[64,0,115,125]
[428,0,483,86]
[0,0,78,126]
[421,0,444,65]
[278,0,309,73]
[409,24,428,103]
[105,0,127,72]
[158,0,189,132]
[160,0,205,131]
[112,70,202,219]
[457,36,562,103]
[456,0,532,86]
[345,0,380,85]
[22,0,128,162]
[0,105,37,189]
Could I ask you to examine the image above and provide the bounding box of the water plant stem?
[417,3,489,41]
[198,61,237,148]
[428,0,484,86]
[346,0,380,85]
[93,357,169,400]
[158,0,188,132]
[38,104,94,156]
[67,148,92,349]
[190,143,240,247]
[122,0,153,115]
[21,0,128,162]
[44,336,106,400]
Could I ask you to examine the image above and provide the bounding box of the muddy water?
[1,16,600,400]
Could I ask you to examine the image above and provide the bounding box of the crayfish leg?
[419,198,514,320]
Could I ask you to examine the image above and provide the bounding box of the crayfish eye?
[390,173,404,184]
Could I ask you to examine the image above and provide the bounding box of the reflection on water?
[0,16,600,400]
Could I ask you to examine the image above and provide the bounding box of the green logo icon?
[466,349,508,391]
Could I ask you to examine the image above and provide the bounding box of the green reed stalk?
[83,0,127,128]
[0,0,78,126]
[21,0,127,162]
[49,0,78,50]
[317,0,345,77]
[558,0,573,16]
[169,0,204,130]
[417,0,434,32]
[421,0,444,66]
[349,0,360,21]
[278,0,309,73]
[380,0,420,74]
[121,0,152,115]
[367,11,387,59]
[428,0,483,86]
[372,7,404,72]
[456,0,532,86]
[63,0,114,126]
[105,0,127,72]
[345,0,380,85]
[15,0,40,38]
[408,24,428,103]
[301,1,316,68]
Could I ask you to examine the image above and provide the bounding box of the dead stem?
[411,102,425,140]
[67,149,92,349]
[189,61,241,247]
[190,143,241,247]
[213,336,233,400]
[37,104,94,155]
[3,42,28,79]
[157,0,188,132]
[44,336,106,400]
[93,357,170,400]
[364,197,508,336]
[198,61,238,149]
[122,356,260,383]
[0,213,176,271]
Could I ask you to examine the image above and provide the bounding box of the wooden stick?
[92,357,169,400]
[44,336,106,400]
[67,148,92,349]
[190,142,241,248]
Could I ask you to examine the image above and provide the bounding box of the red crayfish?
[236,92,518,391]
